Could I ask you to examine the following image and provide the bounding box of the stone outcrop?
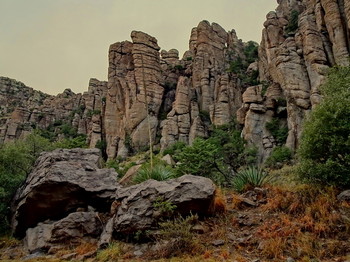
[160,21,246,150]
[10,149,217,252]
[98,175,216,247]
[113,175,216,234]
[11,148,119,238]
[2,0,350,162]
[238,0,350,161]
[0,77,107,148]
[105,31,164,159]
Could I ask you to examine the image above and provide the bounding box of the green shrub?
[86,109,101,117]
[60,123,77,138]
[176,138,223,179]
[199,110,211,123]
[231,166,270,192]
[53,134,88,149]
[96,242,121,261]
[285,10,299,35]
[151,214,199,258]
[0,133,52,234]
[133,164,176,184]
[265,146,292,168]
[244,41,259,64]
[174,65,184,71]
[95,139,108,160]
[266,118,288,144]
[153,197,177,216]
[228,57,244,74]
[162,141,186,160]
[176,120,257,186]
[106,159,136,177]
[297,66,350,187]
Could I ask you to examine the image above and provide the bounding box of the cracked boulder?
[11,148,119,238]
[111,175,216,236]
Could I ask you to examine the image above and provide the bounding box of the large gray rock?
[112,175,216,235]
[11,148,119,238]
[25,211,102,252]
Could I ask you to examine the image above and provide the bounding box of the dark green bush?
[285,10,299,35]
[162,141,186,160]
[54,134,88,149]
[199,110,211,123]
[0,133,52,234]
[297,66,350,187]
[244,41,259,64]
[266,118,288,145]
[176,121,257,186]
[265,146,292,168]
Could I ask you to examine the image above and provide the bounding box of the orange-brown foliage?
[212,188,227,213]
[256,185,349,260]
[75,242,97,255]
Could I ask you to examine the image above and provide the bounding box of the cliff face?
[239,0,350,161]
[1,0,349,161]
[0,77,107,148]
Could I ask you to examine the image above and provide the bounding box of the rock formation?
[160,21,245,151]
[1,0,350,162]
[11,148,119,238]
[113,175,215,234]
[10,149,216,252]
[0,77,107,149]
[239,0,350,161]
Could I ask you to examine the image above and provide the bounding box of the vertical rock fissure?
[141,54,154,169]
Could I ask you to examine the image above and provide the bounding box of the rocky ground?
[2,171,350,262]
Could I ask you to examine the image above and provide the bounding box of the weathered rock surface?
[25,211,102,252]
[105,31,164,159]
[111,175,216,234]
[0,77,107,148]
[160,21,245,150]
[11,148,119,238]
[239,0,350,161]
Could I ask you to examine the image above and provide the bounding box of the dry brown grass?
[211,188,227,213]
[74,241,97,255]
[256,185,350,260]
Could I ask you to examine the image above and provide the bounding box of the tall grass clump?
[231,166,270,192]
[133,164,176,184]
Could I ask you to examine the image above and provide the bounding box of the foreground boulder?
[11,148,119,238]
[25,211,102,252]
[111,175,216,236]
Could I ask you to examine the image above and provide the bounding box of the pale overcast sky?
[0,0,277,95]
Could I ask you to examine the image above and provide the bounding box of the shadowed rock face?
[11,148,119,238]
[25,211,102,253]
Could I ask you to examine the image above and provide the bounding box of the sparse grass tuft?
[145,214,201,259]
[96,242,121,262]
